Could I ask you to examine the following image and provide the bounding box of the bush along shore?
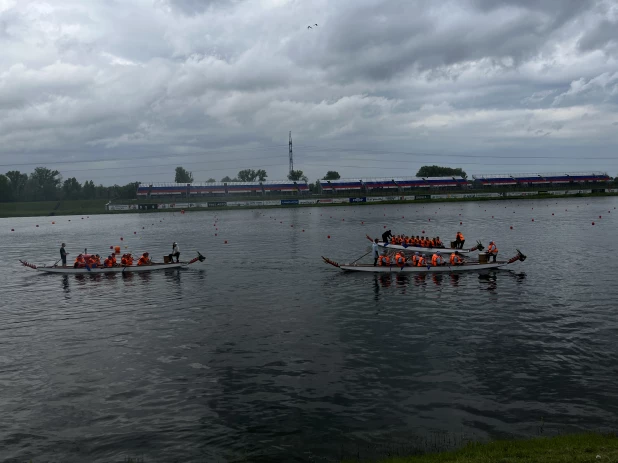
[354,433,618,463]
[1,190,617,218]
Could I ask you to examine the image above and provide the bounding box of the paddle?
[350,250,372,265]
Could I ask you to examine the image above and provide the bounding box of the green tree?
[221,176,238,182]
[287,170,307,182]
[237,169,268,182]
[416,165,467,179]
[83,180,96,199]
[5,170,28,201]
[29,167,62,201]
[175,166,194,183]
[0,174,12,201]
[206,178,216,183]
[322,171,341,180]
[62,177,82,200]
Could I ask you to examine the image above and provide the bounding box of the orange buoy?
[52,221,55,224]
[115,246,121,253]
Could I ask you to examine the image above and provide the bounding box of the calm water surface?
[1,197,617,462]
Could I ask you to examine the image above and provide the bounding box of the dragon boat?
[322,250,526,274]
[366,234,484,255]
[20,252,205,274]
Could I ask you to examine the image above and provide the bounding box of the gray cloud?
[0,0,617,185]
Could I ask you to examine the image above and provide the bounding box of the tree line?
[0,167,138,202]
[0,165,476,203]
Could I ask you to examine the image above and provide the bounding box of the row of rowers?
[387,235,445,248]
[378,250,465,267]
[73,252,153,268]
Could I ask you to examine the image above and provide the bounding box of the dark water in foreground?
[1,197,618,462]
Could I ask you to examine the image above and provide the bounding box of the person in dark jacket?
[60,243,68,266]
[381,229,393,243]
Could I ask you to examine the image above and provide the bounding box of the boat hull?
[32,263,188,274]
[339,262,507,273]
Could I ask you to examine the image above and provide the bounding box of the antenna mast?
[288,131,294,174]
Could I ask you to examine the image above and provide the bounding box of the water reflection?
[478,272,498,292]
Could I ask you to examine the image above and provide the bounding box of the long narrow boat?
[20,252,205,274]
[366,234,483,255]
[322,250,526,274]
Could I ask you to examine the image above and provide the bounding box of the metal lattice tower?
[288,131,294,174]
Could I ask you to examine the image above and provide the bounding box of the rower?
[455,231,465,249]
[137,252,151,266]
[110,253,117,266]
[411,251,420,266]
[74,254,85,268]
[431,251,445,266]
[378,252,390,266]
[450,251,464,266]
[104,255,113,267]
[435,236,443,248]
[395,252,406,268]
[486,240,498,263]
[417,254,427,267]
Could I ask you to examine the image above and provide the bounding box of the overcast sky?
[0,0,617,185]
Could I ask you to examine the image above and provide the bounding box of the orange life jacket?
[456,232,465,241]
[450,253,461,264]
[395,253,405,268]
[488,243,498,255]
[417,256,426,267]
[379,255,390,266]
[137,255,150,266]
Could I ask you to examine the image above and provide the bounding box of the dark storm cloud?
[0,0,616,184]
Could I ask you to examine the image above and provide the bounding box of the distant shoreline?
[1,190,617,218]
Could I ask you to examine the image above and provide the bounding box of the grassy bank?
[1,192,617,218]
[360,433,618,463]
[0,199,108,218]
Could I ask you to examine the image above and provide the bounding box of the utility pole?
[288,131,294,175]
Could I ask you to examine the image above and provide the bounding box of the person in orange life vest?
[450,251,463,266]
[395,252,406,268]
[432,251,445,266]
[93,254,102,267]
[417,254,428,267]
[137,252,151,266]
[486,240,498,262]
[103,256,113,268]
[435,236,443,248]
[378,252,390,266]
[428,238,435,248]
[455,231,465,249]
[110,253,117,266]
[74,254,84,268]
